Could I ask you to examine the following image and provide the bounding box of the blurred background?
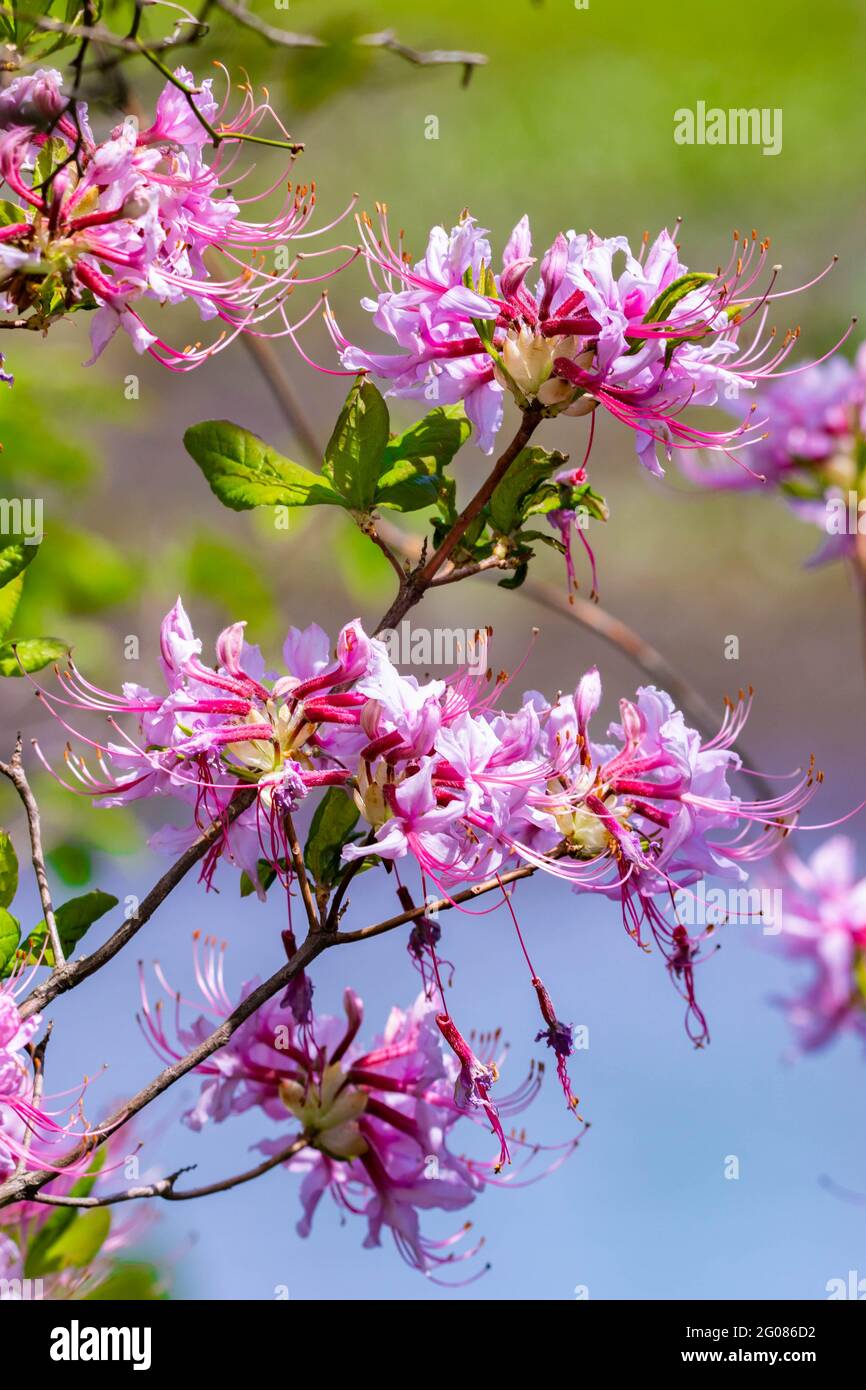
[2,0,866,1300]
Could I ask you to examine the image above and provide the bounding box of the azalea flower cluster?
[331,209,842,469]
[681,345,866,567]
[767,836,866,1053]
[141,937,580,1279]
[0,1087,161,1299]
[38,601,823,1052]
[0,66,347,372]
[0,972,89,1181]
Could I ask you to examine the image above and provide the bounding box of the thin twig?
[30,1137,306,1208]
[283,809,319,932]
[211,1,488,77]
[0,934,324,1207]
[0,737,65,967]
[17,786,257,1022]
[331,860,544,945]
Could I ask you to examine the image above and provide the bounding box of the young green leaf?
[0,906,20,976]
[381,404,471,474]
[488,447,568,535]
[19,888,118,967]
[0,637,68,677]
[304,787,360,888]
[85,1262,168,1301]
[0,536,39,588]
[0,572,24,639]
[324,378,390,511]
[184,420,345,511]
[0,828,18,909]
[41,1208,112,1271]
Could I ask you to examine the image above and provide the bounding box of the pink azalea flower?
[0,68,354,371]
[140,938,580,1279]
[769,836,866,1051]
[0,975,91,1179]
[680,345,866,566]
[40,607,839,1048]
[329,209,844,469]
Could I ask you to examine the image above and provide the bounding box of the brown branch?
[0,934,324,1208]
[0,737,65,967]
[283,809,319,932]
[332,859,543,945]
[29,1137,306,1208]
[28,12,205,55]
[374,405,544,633]
[211,2,488,76]
[241,336,323,465]
[17,785,257,1022]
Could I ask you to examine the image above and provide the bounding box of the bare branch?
[0,737,65,967]
[30,1137,306,1208]
[27,11,206,56]
[332,859,545,945]
[211,2,488,78]
[283,809,320,933]
[17,785,258,1022]
[0,934,323,1207]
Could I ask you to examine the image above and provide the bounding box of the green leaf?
[488,447,568,535]
[324,378,390,511]
[20,888,118,967]
[24,1205,78,1278]
[304,787,360,888]
[0,535,39,588]
[184,420,345,511]
[498,561,530,590]
[43,1208,111,1270]
[0,906,20,975]
[23,1149,108,1277]
[0,572,24,639]
[32,136,68,190]
[0,199,26,226]
[641,271,717,329]
[46,841,93,887]
[0,636,68,676]
[375,406,471,512]
[85,1261,167,1301]
[0,828,18,909]
[374,467,441,513]
[240,858,279,898]
[381,404,471,474]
